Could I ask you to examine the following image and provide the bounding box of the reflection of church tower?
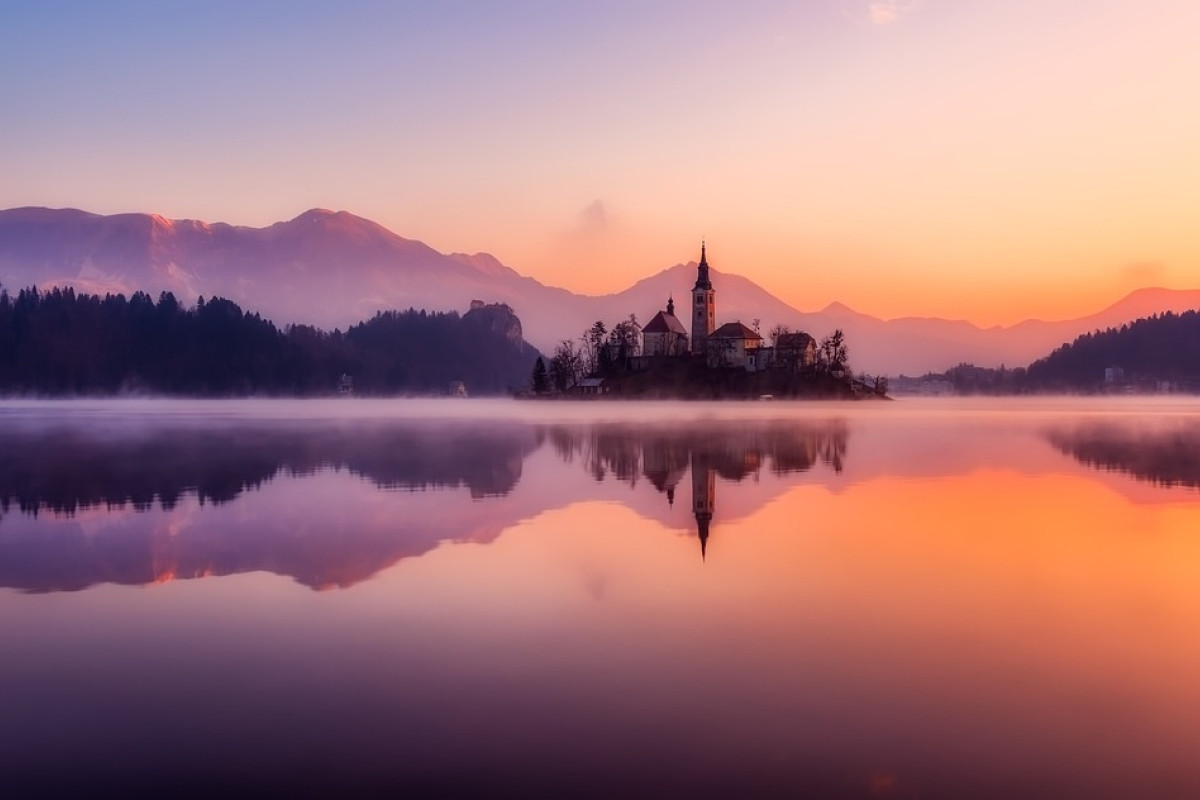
[691,450,715,561]
[690,242,716,355]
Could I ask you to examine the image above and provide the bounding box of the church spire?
[667,296,675,316]
[690,241,715,354]
[693,241,712,291]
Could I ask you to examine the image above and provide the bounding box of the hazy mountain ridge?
[3,206,1198,375]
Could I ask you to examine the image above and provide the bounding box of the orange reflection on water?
[371,467,1200,795]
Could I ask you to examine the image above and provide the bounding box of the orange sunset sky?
[3,1,1198,325]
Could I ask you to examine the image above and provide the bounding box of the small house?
[578,377,609,396]
[706,322,763,369]
[775,332,817,371]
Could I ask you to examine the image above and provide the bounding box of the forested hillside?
[0,287,540,396]
[1026,310,1200,390]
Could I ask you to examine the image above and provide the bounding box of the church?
[639,243,815,372]
[641,298,688,356]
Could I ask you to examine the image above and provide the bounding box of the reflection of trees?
[547,420,850,562]
[1046,422,1200,490]
[0,417,851,591]
[0,422,541,517]
[0,421,543,593]
[547,420,850,497]
[109,419,851,571]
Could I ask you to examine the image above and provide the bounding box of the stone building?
[706,322,764,369]
[642,297,689,356]
[775,331,817,370]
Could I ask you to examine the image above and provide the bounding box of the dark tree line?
[1027,310,1200,390]
[0,286,540,395]
[910,310,1200,394]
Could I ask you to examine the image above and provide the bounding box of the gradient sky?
[3,1,1198,324]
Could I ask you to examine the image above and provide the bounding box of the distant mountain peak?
[286,208,378,229]
[448,252,518,278]
[296,207,338,219]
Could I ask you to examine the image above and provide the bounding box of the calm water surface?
[2,397,1200,798]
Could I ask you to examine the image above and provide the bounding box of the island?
[529,244,889,400]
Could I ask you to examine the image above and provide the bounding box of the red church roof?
[710,321,762,340]
[644,309,688,335]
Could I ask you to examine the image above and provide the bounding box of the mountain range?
[3,206,1197,375]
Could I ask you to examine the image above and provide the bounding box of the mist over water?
[2,397,1200,798]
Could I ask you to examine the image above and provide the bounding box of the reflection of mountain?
[0,486,521,595]
[0,416,851,592]
[1046,422,1200,491]
[0,421,542,592]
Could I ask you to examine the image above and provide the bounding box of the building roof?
[643,309,688,335]
[710,321,763,341]
[777,331,815,348]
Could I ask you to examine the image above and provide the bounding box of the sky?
[3,0,1199,325]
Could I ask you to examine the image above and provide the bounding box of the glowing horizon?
[3,1,1198,327]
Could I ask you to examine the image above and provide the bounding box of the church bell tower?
[690,242,715,355]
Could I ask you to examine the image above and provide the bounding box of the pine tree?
[531,356,550,394]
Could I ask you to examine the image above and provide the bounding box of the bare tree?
[818,329,848,374]
[608,314,642,358]
[530,356,550,394]
[550,339,584,390]
[580,320,607,374]
[768,323,791,348]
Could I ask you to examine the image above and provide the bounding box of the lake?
[2,397,1199,798]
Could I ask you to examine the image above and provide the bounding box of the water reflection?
[12,408,1200,594]
[4,401,1200,798]
[0,417,850,591]
[546,421,849,559]
[550,420,847,488]
[0,420,543,592]
[1046,419,1200,490]
[0,420,540,515]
